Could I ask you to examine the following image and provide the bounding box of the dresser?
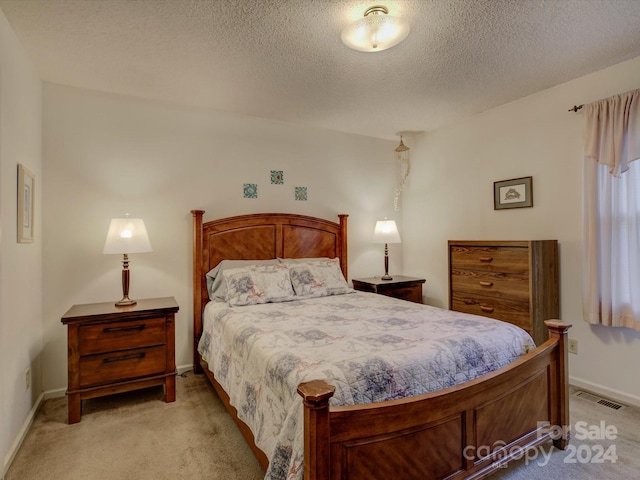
[448,241,559,345]
[352,275,425,303]
[61,297,179,423]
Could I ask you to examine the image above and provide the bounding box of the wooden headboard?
[191,210,348,368]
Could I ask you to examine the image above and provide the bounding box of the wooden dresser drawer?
[79,345,167,388]
[450,245,529,273]
[450,292,531,331]
[79,317,166,355]
[450,269,529,301]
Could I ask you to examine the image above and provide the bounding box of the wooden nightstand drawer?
[79,345,167,388]
[450,245,529,273]
[450,269,529,301]
[379,287,422,303]
[79,317,166,355]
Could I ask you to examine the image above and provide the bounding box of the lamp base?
[381,243,393,281]
[116,255,137,307]
[115,296,137,307]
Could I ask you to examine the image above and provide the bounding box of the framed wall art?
[17,163,35,243]
[494,176,532,210]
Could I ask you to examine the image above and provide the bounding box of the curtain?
[583,88,640,330]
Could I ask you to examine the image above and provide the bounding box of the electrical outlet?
[568,339,578,355]
[25,368,31,390]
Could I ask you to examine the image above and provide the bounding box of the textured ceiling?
[2,0,640,139]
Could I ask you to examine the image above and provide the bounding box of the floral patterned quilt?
[198,291,535,480]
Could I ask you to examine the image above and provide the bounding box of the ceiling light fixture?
[341,5,410,52]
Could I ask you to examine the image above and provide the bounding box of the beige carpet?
[6,374,640,480]
[6,372,263,480]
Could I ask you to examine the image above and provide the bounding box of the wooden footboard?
[298,321,570,480]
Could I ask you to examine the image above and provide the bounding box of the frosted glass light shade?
[373,220,401,244]
[103,218,152,254]
[341,7,410,52]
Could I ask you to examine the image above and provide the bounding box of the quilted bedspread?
[198,291,535,480]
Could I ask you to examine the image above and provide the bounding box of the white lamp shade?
[103,218,152,254]
[341,11,410,52]
[373,220,401,244]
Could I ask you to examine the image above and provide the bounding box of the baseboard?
[570,375,640,408]
[43,387,66,400]
[2,392,44,478]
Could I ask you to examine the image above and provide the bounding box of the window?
[582,89,640,331]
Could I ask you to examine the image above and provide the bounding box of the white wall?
[403,56,640,406]
[0,9,42,476]
[41,84,400,394]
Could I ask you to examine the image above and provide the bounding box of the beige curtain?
[583,88,640,330]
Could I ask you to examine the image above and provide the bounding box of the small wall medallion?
[243,183,258,199]
[295,186,308,201]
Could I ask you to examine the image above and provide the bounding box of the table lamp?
[103,215,152,306]
[373,219,401,280]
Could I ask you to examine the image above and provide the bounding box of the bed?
[191,210,570,480]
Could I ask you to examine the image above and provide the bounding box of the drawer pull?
[480,305,494,313]
[479,281,494,287]
[103,324,146,333]
[479,256,493,262]
[103,352,146,364]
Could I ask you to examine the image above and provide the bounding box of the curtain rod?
[568,104,584,113]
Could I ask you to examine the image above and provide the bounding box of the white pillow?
[288,258,352,298]
[206,259,280,300]
[223,263,296,306]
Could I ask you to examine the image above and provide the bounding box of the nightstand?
[352,276,425,303]
[61,296,179,424]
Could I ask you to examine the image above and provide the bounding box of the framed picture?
[17,163,35,243]
[494,176,532,210]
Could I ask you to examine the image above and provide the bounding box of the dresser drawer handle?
[103,325,146,333]
[480,305,494,313]
[479,256,493,262]
[103,352,146,363]
[479,281,494,287]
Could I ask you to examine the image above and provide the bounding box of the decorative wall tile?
[271,170,284,184]
[295,186,308,201]
[243,183,258,199]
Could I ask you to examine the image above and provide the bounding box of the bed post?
[545,320,572,450]
[338,214,348,281]
[297,380,336,480]
[192,209,205,374]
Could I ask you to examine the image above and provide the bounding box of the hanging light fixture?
[394,135,410,210]
[341,5,410,52]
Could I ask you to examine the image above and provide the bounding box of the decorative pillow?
[288,258,352,298]
[206,259,280,300]
[223,264,296,306]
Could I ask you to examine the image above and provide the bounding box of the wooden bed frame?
[191,210,570,480]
